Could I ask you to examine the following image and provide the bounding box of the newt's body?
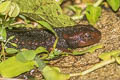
[7,25,101,50]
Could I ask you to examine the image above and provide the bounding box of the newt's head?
[63,26,101,49]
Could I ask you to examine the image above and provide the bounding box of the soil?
[18,8,120,80]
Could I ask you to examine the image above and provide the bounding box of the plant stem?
[70,58,115,77]
[1,43,5,60]
[94,0,104,7]
[53,36,59,50]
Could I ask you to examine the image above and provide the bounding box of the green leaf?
[0,27,7,41]
[86,5,101,25]
[6,48,18,54]
[42,66,70,80]
[35,57,46,71]
[8,36,15,40]
[99,50,120,60]
[7,36,18,47]
[16,50,36,62]
[107,0,120,11]
[68,5,82,15]
[9,42,18,47]
[47,49,62,59]
[8,2,20,17]
[35,46,48,54]
[12,0,75,27]
[37,21,57,37]
[0,56,36,78]
[0,1,11,15]
[73,44,103,55]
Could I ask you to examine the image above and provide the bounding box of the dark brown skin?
[6,25,101,50]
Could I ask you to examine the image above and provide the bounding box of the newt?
[6,25,101,51]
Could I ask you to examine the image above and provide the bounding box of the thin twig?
[70,58,115,77]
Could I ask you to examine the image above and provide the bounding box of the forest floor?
[21,8,120,80]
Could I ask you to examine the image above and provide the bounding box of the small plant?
[70,0,120,25]
[0,1,20,60]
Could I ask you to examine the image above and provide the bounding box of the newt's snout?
[63,26,101,49]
